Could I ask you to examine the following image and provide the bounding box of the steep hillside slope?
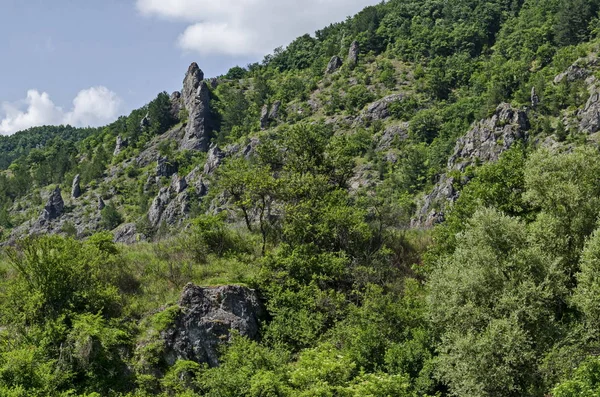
[3,0,600,396]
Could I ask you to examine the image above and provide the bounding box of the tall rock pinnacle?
[181,63,212,152]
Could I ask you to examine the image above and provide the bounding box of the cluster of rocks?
[325,41,360,74]
[260,101,281,129]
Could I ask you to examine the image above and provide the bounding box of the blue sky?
[0,0,379,135]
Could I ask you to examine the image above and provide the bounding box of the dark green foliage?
[100,202,124,230]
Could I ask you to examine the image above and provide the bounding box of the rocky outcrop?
[413,103,529,227]
[203,145,225,175]
[579,90,600,134]
[360,94,403,122]
[181,63,212,151]
[326,56,343,74]
[161,284,266,367]
[260,105,269,130]
[531,87,539,109]
[172,175,188,194]
[42,187,65,221]
[114,136,126,156]
[148,187,171,228]
[113,223,146,244]
[170,91,182,119]
[448,103,529,172]
[71,174,81,199]
[260,101,282,129]
[553,56,598,84]
[140,112,150,129]
[377,123,409,151]
[98,197,106,211]
[348,41,359,66]
[157,157,178,178]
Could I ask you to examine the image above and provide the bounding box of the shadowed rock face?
[181,63,212,151]
[42,187,64,221]
[326,56,343,74]
[161,284,266,367]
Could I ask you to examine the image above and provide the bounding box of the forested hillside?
[2,0,600,395]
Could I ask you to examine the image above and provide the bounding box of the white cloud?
[0,87,122,135]
[136,0,381,56]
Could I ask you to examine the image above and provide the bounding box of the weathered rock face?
[448,103,529,171]
[161,284,266,367]
[172,175,188,194]
[181,63,212,151]
[377,123,409,151]
[114,136,126,157]
[170,91,182,119]
[360,94,403,122]
[348,41,359,66]
[326,56,343,74]
[413,103,529,227]
[579,90,600,134]
[157,157,178,178]
[113,223,146,244]
[148,187,171,228]
[260,104,269,130]
[42,187,64,221]
[203,145,225,175]
[71,174,81,199]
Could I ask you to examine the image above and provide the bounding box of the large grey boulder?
[260,104,269,130]
[113,223,146,244]
[71,174,81,199]
[325,56,343,74]
[181,63,212,151]
[42,187,64,221]
[260,101,282,129]
[161,283,266,367]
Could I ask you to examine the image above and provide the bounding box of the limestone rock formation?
[114,136,126,156]
[160,283,266,367]
[260,101,282,129]
[98,197,106,211]
[531,87,539,109]
[448,103,529,171]
[71,174,81,199]
[170,91,182,119]
[172,175,188,194]
[579,90,600,134]
[42,187,64,221]
[377,123,409,151]
[148,187,171,228]
[113,223,146,244]
[203,145,225,175]
[326,56,343,74]
[413,103,529,227]
[361,94,404,122]
[157,157,178,178]
[181,63,212,151]
[348,41,359,66]
[140,112,150,129]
